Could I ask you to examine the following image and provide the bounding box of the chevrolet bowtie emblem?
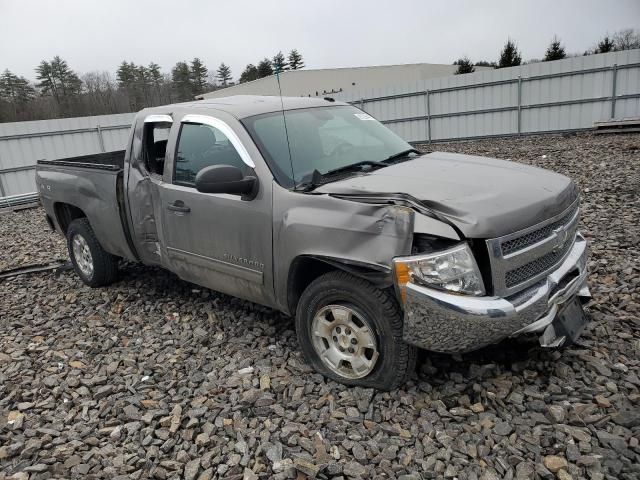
[552,226,569,252]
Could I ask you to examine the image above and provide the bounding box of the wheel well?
[287,255,394,315]
[287,257,334,315]
[54,203,87,234]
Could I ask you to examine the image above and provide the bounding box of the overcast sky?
[1,0,638,81]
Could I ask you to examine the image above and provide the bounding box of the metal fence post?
[96,125,106,152]
[517,76,522,135]
[0,174,6,198]
[426,90,432,144]
[360,99,365,112]
[611,64,618,119]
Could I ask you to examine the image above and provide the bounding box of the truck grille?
[501,206,578,256]
[486,200,580,297]
[505,237,575,287]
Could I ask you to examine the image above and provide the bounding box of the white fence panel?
[0,113,134,203]
[335,49,640,143]
[1,49,639,203]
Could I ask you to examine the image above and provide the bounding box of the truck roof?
[141,95,349,120]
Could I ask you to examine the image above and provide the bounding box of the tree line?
[0,49,306,123]
[2,28,638,122]
[454,28,640,74]
[238,49,305,83]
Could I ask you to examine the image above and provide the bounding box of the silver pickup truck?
[36,95,590,390]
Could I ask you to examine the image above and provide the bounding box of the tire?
[295,271,417,390]
[66,218,118,287]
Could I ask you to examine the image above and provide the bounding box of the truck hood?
[314,151,578,238]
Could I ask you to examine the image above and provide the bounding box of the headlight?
[393,243,485,300]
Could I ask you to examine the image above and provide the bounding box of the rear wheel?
[67,218,118,287]
[296,271,417,390]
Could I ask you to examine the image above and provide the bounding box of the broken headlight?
[394,243,485,299]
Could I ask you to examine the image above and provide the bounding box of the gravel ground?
[1,132,639,480]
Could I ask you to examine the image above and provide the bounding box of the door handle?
[167,200,191,213]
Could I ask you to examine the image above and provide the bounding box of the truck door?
[158,113,274,306]
[126,114,174,266]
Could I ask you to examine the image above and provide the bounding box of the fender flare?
[302,255,394,288]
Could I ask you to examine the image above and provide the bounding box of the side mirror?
[195,164,258,200]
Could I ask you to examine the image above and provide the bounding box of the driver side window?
[174,122,248,187]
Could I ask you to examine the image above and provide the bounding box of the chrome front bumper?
[403,233,590,353]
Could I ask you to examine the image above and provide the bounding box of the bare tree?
[82,71,118,114]
[613,28,640,50]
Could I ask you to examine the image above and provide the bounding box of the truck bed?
[36,149,137,262]
[37,150,125,171]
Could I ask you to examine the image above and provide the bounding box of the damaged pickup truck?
[36,96,590,390]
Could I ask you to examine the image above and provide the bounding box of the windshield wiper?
[382,148,421,163]
[294,169,324,192]
[324,160,386,177]
[294,162,383,192]
[294,153,419,193]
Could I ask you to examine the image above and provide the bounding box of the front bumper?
[403,233,590,353]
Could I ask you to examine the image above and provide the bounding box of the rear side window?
[174,123,248,187]
[143,123,171,176]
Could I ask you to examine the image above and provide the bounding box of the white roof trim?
[181,114,256,168]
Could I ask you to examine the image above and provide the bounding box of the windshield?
[242,105,413,188]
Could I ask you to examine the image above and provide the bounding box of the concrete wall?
[197,63,471,99]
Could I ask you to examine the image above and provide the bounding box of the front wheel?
[67,218,118,287]
[295,271,417,390]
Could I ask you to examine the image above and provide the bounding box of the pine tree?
[147,62,164,102]
[288,49,305,70]
[116,61,136,89]
[117,61,146,108]
[147,62,162,84]
[475,60,497,68]
[595,36,615,53]
[0,69,35,104]
[172,61,193,101]
[35,60,57,100]
[52,56,82,96]
[239,64,259,83]
[36,56,82,103]
[135,65,151,103]
[453,57,475,74]
[190,58,208,95]
[272,51,288,73]
[498,39,522,68]
[257,58,273,78]
[216,63,232,86]
[544,36,566,61]
[0,69,36,119]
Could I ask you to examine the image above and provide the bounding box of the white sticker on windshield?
[354,113,375,121]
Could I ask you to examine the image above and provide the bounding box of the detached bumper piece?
[403,233,590,353]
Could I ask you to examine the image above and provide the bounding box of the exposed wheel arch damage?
[287,254,394,315]
[279,192,464,316]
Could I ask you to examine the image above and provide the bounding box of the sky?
[1,0,638,81]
